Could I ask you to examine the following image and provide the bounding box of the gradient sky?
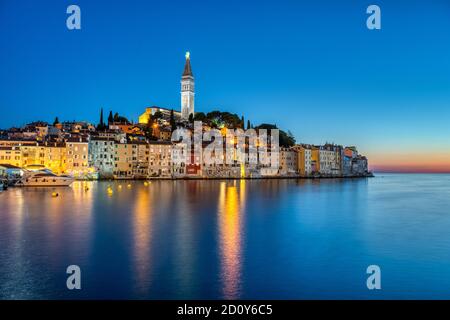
[1,0,450,172]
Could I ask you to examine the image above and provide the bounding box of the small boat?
[16,170,74,187]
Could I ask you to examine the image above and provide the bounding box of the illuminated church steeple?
[181,51,195,120]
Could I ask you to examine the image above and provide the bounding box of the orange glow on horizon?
[368,152,450,173]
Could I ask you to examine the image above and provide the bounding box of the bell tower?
[181,51,195,120]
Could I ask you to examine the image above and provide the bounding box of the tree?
[247,119,251,130]
[53,117,59,126]
[108,111,113,124]
[97,108,105,130]
[188,113,194,123]
[193,112,206,122]
[254,123,296,147]
[144,114,153,139]
[205,110,241,128]
[240,116,245,129]
[153,111,163,120]
[112,112,129,124]
[170,109,176,131]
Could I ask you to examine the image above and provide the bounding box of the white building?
[319,145,342,176]
[181,52,195,120]
[89,137,115,178]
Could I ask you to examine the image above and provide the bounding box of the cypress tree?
[170,109,176,131]
[108,111,113,124]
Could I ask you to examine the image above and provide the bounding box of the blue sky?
[1,0,450,169]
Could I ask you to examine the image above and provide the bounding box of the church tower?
[181,51,195,120]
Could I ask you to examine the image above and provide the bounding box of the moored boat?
[16,170,74,187]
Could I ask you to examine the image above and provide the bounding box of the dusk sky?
[1,0,450,172]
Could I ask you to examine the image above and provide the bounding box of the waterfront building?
[319,144,342,176]
[311,146,320,174]
[114,142,135,179]
[65,137,90,178]
[181,52,195,120]
[342,147,356,176]
[43,141,66,174]
[202,144,241,178]
[148,141,172,178]
[341,147,368,176]
[89,137,115,178]
[0,146,22,167]
[319,147,333,175]
[133,141,150,179]
[352,156,368,176]
[294,144,313,177]
[280,148,298,176]
[172,142,187,177]
[20,143,46,167]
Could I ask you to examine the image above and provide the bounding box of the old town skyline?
[1,1,450,172]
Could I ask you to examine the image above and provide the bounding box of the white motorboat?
[16,170,74,187]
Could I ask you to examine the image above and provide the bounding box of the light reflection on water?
[2,175,450,299]
[218,181,245,299]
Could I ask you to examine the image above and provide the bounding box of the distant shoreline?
[89,173,375,181]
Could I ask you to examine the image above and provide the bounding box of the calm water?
[1,174,450,299]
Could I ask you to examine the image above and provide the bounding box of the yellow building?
[114,142,135,178]
[66,137,89,178]
[44,142,66,174]
[293,145,313,177]
[138,108,153,125]
[21,143,46,167]
[133,142,150,178]
[0,146,22,167]
[311,146,320,174]
[138,106,181,124]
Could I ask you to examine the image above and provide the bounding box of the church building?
[181,51,195,120]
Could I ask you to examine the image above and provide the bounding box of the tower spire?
[182,51,193,77]
[181,51,195,120]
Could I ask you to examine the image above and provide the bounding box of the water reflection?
[132,184,153,294]
[3,176,450,299]
[218,180,246,299]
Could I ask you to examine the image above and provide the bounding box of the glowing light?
[218,182,243,299]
